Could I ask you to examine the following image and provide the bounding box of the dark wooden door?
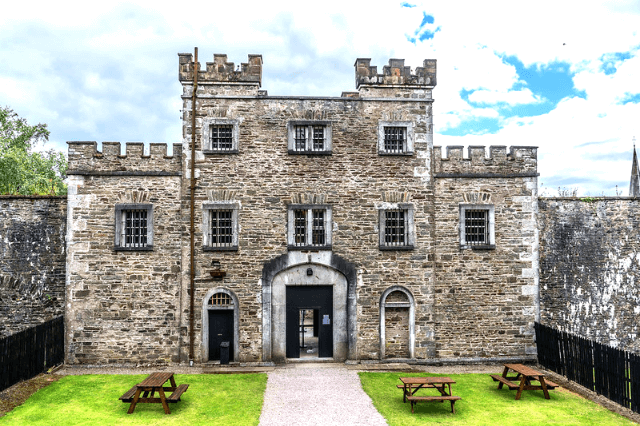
[208,310,233,361]
[286,286,333,358]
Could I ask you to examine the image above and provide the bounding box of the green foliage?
[359,371,635,425]
[0,107,67,195]
[580,197,600,203]
[0,373,267,425]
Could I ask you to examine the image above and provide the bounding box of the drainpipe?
[189,47,198,363]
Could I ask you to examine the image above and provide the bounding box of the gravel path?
[259,363,388,426]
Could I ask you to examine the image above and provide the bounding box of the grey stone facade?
[58,53,538,365]
[539,198,640,354]
[0,196,66,337]
[6,53,640,363]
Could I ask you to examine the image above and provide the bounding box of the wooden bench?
[490,374,559,390]
[119,385,139,403]
[120,384,189,403]
[490,374,519,390]
[406,395,461,414]
[166,384,189,402]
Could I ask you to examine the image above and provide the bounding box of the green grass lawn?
[0,373,267,426]
[359,372,636,426]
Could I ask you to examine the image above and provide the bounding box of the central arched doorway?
[261,252,356,363]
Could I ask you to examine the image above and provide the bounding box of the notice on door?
[322,315,330,325]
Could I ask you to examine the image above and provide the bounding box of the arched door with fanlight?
[202,289,238,362]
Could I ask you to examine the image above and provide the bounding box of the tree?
[0,107,67,195]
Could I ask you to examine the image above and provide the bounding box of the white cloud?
[467,88,541,106]
[1,0,640,194]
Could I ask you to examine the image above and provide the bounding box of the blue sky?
[1,0,639,195]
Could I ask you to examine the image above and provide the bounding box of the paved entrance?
[259,363,387,426]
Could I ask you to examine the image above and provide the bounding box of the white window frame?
[203,202,239,251]
[378,121,414,155]
[203,118,239,153]
[287,121,332,155]
[114,203,153,251]
[459,204,495,250]
[287,204,332,250]
[379,203,415,250]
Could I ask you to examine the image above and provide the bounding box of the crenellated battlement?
[433,145,537,176]
[355,58,436,89]
[67,142,182,175]
[178,53,262,86]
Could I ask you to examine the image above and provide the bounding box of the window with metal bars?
[288,121,331,154]
[383,209,408,246]
[203,203,238,251]
[114,203,153,251]
[209,292,233,306]
[312,209,325,245]
[312,126,325,151]
[294,209,307,246]
[209,210,234,248]
[379,204,414,250]
[383,127,406,153]
[378,121,413,155]
[123,209,148,248]
[288,205,332,249]
[210,125,234,151]
[459,204,495,249]
[294,126,307,151]
[464,209,489,245]
[203,118,239,153]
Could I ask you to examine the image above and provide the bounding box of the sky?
[1,0,639,196]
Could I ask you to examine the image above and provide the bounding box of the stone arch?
[380,286,415,359]
[261,251,357,363]
[201,287,239,362]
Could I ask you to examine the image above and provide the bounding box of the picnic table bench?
[490,363,558,400]
[119,372,189,414]
[399,377,462,414]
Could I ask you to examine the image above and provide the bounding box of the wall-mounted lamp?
[307,268,313,276]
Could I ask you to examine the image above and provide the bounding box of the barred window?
[464,209,489,245]
[294,209,307,246]
[209,210,234,248]
[123,210,148,248]
[210,125,233,151]
[288,205,332,249]
[203,203,239,251]
[383,127,406,154]
[288,121,332,154]
[312,126,326,151]
[203,118,239,153]
[378,121,413,155]
[312,209,325,245]
[379,204,414,250]
[460,204,495,249]
[209,292,233,306]
[114,204,153,251]
[384,209,408,246]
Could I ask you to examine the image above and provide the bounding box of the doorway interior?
[286,285,333,359]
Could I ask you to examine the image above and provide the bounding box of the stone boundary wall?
[0,196,67,337]
[538,197,640,354]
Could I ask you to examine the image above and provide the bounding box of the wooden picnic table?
[490,363,558,400]
[119,372,189,414]
[398,377,461,414]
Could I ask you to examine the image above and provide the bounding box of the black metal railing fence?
[0,316,64,392]
[535,322,639,414]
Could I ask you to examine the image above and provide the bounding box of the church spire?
[630,137,639,197]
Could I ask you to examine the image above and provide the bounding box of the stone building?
[62,53,539,365]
